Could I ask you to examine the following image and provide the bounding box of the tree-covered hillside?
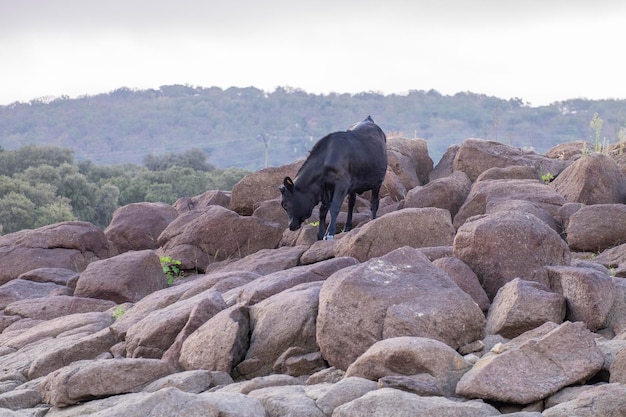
[0,145,248,234]
[2,85,625,171]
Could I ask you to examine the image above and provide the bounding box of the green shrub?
[160,256,184,285]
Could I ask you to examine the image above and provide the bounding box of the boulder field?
[2,138,626,416]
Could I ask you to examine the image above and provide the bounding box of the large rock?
[299,239,339,265]
[596,337,626,374]
[104,202,179,253]
[452,138,570,182]
[0,337,66,378]
[334,208,456,262]
[453,210,571,299]
[387,136,433,185]
[0,315,20,332]
[0,388,42,411]
[310,377,378,415]
[179,304,250,373]
[345,337,471,397]
[161,295,233,365]
[453,179,566,228]
[317,247,485,370]
[157,205,283,270]
[214,373,305,395]
[387,149,421,191]
[476,165,541,182]
[404,171,471,218]
[333,388,500,417]
[0,311,113,351]
[565,204,626,251]
[607,277,626,335]
[543,384,600,409]
[429,144,458,181]
[124,289,227,359]
[385,136,433,192]
[551,152,626,204]
[223,257,358,306]
[174,190,231,213]
[612,144,626,178]
[485,198,561,232]
[456,321,604,404]
[380,166,408,201]
[486,278,566,338]
[206,245,309,276]
[16,267,79,287]
[0,221,112,285]
[544,140,587,160]
[28,328,117,379]
[39,358,174,407]
[247,385,325,417]
[109,270,260,339]
[200,390,268,417]
[547,266,615,331]
[595,242,626,272]
[236,282,323,379]
[230,162,300,215]
[609,347,626,384]
[556,201,583,231]
[4,295,116,320]
[251,199,289,231]
[42,387,266,417]
[74,249,167,303]
[143,370,233,393]
[432,256,490,312]
[543,383,626,417]
[0,312,114,379]
[0,279,72,309]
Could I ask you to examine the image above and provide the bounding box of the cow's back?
[323,123,387,193]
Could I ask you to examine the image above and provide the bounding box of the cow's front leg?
[318,201,329,240]
[345,192,356,232]
[326,185,348,240]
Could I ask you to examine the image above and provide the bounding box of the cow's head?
[279,176,314,231]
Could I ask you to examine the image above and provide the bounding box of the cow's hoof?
[324,235,334,241]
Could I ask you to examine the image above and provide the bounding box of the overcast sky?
[1,0,625,106]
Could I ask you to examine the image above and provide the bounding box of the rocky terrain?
[2,137,626,416]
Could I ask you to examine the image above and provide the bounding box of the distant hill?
[1,85,625,171]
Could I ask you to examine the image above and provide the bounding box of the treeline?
[2,85,626,170]
[0,145,249,234]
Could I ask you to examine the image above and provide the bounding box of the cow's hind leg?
[344,192,356,232]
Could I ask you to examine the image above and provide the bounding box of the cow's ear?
[283,177,294,192]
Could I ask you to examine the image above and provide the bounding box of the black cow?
[280,116,387,240]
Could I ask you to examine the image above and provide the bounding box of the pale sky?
[1,0,625,106]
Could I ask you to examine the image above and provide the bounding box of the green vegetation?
[590,112,605,152]
[2,85,626,234]
[2,85,626,171]
[541,172,554,184]
[0,145,249,234]
[160,256,184,285]
[581,141,590,156]
[112,306,125,320]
